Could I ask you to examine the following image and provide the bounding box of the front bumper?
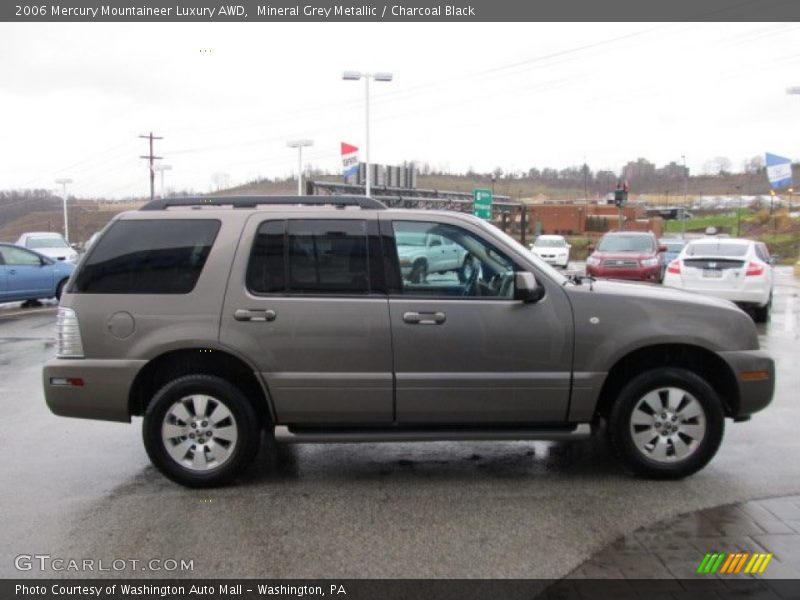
[586,264,661,281]
[717,350,775,417]
[43,358,147,423]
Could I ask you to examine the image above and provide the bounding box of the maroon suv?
[585,231,666,282]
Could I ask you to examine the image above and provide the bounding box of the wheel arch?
[594,343,740,420]
[128,347,274,425]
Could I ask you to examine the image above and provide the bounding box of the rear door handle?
[234,309,277,322]
[403,311,446,325]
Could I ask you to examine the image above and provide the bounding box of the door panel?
[385,217,573,424]
[0,247,52,297]
[220,216,393,424]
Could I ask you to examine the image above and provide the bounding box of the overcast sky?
[1,22,799,199]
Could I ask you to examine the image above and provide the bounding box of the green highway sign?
[473,188,493,220]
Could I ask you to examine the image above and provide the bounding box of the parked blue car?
[0,242,75,303]
[658,238,687,280]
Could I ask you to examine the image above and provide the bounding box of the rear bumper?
[675,285,768,306]
[717,350,775,417]
[43,358,146,423]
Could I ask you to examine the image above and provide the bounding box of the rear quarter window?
[72,219,220,294]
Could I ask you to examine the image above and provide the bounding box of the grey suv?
[44,196,774,487]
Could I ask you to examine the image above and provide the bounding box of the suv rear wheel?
[608,368,724,479]
[143,374,261,487]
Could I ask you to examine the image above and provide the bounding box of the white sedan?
[530,235,570,268]
[15,231,79,264]
[662,238,774,322]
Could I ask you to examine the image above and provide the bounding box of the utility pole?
[139,132,163,202]
[55,178,73,242]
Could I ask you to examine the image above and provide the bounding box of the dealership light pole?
[287,140,313,196]
[153,164,172,199]
[681,155,688,237]
[55,178,73,242]
[343,71,393,197]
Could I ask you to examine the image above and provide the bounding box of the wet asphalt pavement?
[1,267,798,579]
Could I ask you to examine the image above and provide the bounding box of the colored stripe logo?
[696,552,773,574]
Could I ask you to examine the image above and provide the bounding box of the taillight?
[56,307,84,358]
[745,262,764,277]
[666,259,681,274]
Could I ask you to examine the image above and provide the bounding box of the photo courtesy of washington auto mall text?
[2,0,800,598]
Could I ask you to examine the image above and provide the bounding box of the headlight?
[641,258,660,267]
[586,256,601,267]
[56,307,84,358]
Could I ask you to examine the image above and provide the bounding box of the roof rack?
[139,195,387,211]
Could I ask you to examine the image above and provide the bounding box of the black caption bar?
[5,579,800,600]
[3,0,800,22]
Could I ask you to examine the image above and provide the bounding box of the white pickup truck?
[396,231,469,282]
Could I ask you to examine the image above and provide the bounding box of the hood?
[565,278,759,352]
[586,278,738,311]
[591,250,656,260]
[33,247,78,261]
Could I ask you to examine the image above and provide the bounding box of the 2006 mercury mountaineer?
[43,196,775,487]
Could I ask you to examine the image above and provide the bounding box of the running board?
[274,424,592,444]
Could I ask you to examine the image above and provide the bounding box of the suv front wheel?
[143,375,261,487]
[608,368,724,479]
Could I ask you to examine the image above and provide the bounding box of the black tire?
[55,278,68,301]
[607,367,724,479]
[409,259,428,283]
[143,374,261,488]
[753,294,772,323]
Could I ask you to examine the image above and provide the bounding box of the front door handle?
[234,309,277,322]
[403,311,446,325]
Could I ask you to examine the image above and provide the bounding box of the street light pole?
[287,140,313,195]
[681,155,688,237]
[153,164,172,199]
[55,178,73,242]
[343,71,393,197]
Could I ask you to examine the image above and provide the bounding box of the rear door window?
[247,219,375,295]
[72,219,220,294]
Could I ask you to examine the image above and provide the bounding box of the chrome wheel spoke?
[667,388,684,411]
[170,402,192,424]
[191,395,210,419]
[631,411,653,427]
[681,422,705,441]
[214,423,238,446]
[165,438,193,464]
[162,423,185,440]
[650,437,670,461]
[672,436,693,460]
[681,401,704,421]
[206,441,231,465]
[632,428,656,448]
[191,447,209,470]
[640,391,662,415]
[210,402,233,427]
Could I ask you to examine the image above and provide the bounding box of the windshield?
[534,238,565,248]
[476,219,567,284]
[598,235,654,253]
[27,237,69,249]
[685,242,748,257]
[660,240,686,251]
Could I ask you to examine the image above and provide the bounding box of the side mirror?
[566,243,572,249]
[768,256,778,266]
[40,256,53,266]
[514,272,545,303]
[658,245,668,253]
[587,244,595,253]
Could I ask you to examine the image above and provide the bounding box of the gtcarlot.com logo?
[697,552,773,574]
